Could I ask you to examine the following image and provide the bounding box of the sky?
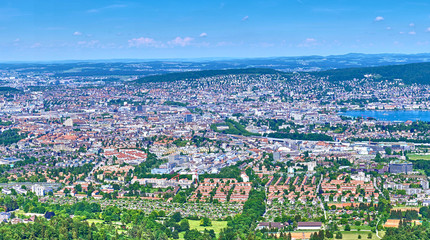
[1,0,430,61]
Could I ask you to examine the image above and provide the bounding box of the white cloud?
[87,4,127,13]
[305,38,317,43]
[409,31,416,35]
[31,43,42,48]
[77,40,100,48]
[374,16,384,22]
[242,16,249,21]
[12,38,20,46]
[386,27,392,30]
[216,41,234,47]
[409,23,415,27]
[168,37,193,47]
[128,37,162,48]
[73,31,82,36]
[199,32,208,37]
[426,27,430,32]
[298,38,319,47]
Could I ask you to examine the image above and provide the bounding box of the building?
[256,222,289,230]
[421,180,429,190]
[184,114,193,123]
[63,118,74,127]
[0,212,11,223]
[0,157,22,167]
[273,152,281,161]
[297,222,322,230]
[1,188,11,195]
[31,184,53,196]
[389,161,413,174]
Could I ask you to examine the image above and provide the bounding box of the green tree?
[200,217,212,227]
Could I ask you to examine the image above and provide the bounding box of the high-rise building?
[184,114,192,123]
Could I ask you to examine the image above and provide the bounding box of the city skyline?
[1,0,430,61]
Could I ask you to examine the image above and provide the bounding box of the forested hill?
[308,62,430,85]
[0,87,20,93]
[134,68,283,83]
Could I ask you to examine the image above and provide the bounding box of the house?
[11,218,22,224]
[31,184,53,196]
[1,188,12,195]
[297,222,322,230]
[256,222,289,230]
[0,212,11,222]
[423,200,430,207]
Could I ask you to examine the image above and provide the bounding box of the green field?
[340,231,384,240]
[407,154,430,160]
[179,220,228,239]
[350,225,373,231]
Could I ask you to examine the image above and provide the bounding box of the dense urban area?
[1,61,430,240]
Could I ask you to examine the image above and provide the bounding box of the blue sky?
[1,0,430,61]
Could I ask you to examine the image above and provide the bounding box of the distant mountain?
[134,68,283,83]
[2,53,430,78]
[0,87,19,93]
[134,61,430,85]
[308,61,430,85]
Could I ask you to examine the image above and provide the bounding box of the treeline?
[383,221,430,239]
[199,166,242,181]
[0,216,118,240]
[133,151,166,176]
[309,62,430,85]
[412,160,430,176]
[227,190,266,234]
[0,129,27,145]
[389,210,419,220]
[0,87,19,93]
[164,101,188,107]
[350,137,430,144]
[0,119,12,126]
[267,132,333,141]
[135,68,282,83]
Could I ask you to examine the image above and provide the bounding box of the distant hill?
[308,62,430,85]
[0,87,19,93]
[133,68,283,83]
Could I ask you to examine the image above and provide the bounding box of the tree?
[171,212,182,222]
[184,229,202,240]
[172,230,179,239]
[335,232,343,239]
[345,224,351,231]
[219,227,237,240]
[367,233,372,239]
[180,219,190,232]
[200,217,212,227]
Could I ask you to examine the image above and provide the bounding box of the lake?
[340,110,430,122]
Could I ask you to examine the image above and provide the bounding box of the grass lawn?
[350,225,373,231]
[178,220,228,239]
[85,219,122,225]
[340,231,384,240]
[86,219,105,224]
[407,154,430,160]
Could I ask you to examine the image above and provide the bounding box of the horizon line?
[1,52,430,64]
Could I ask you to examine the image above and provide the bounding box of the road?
[376,218,382,239]
[316,174,327,221]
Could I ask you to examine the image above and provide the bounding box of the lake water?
[340,110,430,122]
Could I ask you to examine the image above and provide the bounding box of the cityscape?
[1,0,430,240]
